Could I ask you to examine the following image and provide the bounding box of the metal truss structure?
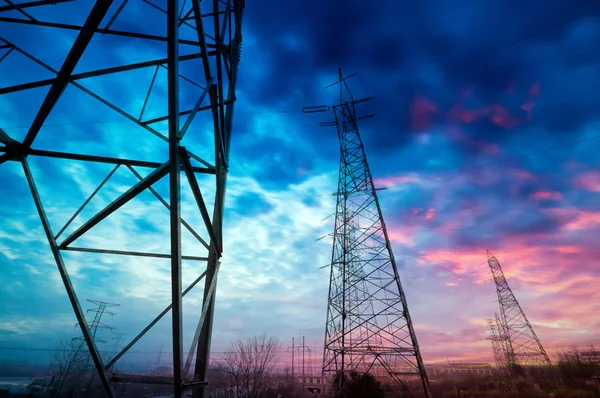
[320,69,431,397]
[487,251,552,370]
[486,313,509,370]
[0,1,244,397]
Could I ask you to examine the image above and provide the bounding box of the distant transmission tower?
[486,314,508,370]
[51,300,119,396]
[319,69,430,397]
[487,251,552,370]
[108,333,127,372]
[85,300,120,341]
[73,301,119,379]
[153,345,164,375]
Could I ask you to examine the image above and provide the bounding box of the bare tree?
[47,338,90,396]
[50,339,76,383]
[217,333,281,398]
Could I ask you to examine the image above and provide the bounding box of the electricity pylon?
[84,300,120,342]
[51,300,119,396]
[487,251,552,370]
[0,2,245,397]
[486,314,509,370]
[320,69,430,397]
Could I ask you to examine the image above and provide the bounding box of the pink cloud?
[373,174,422,188]
[520,101,535,121]
[415,239,600,361]
[410,207,436,221]
[484,104,523,129]
[437,219,463,234]
[541,207,600,233]
[574,171,600,192]
[530,80,540,96]
[511,168,536,181]
[448,103,527,130]
[531,190,562,201]
[387,228,415,247]
[561,211,600,231]
[520,102,535,112]
[421,240,600,288]
[448,104,479,124]
[410,95,438,130]
[420,249,488,280]
[555,245,581,254]
[424,208,436,220]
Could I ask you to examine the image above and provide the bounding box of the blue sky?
[1,0,600,373]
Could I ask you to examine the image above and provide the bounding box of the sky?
[1,0,600,376]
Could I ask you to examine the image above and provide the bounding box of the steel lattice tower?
[321,69,431,397]
[487,251,552,370]
[0,1,244,397]
[486,313,509,370]
[50,300,118,396]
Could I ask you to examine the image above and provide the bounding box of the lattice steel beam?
[0,1,245,397]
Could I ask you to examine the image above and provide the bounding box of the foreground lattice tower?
[487,251,552,370]
[321,69,431,397]
[0,2,244,397]
[486,314,509,370]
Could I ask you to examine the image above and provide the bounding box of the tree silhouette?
[336,372,384,398]
[217,333,281,398]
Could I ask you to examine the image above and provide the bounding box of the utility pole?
[302,335,305,385]
[287,338,295,390]
[487,251,552,371]
[315,69,430,397]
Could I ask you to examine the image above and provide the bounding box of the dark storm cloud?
[239,0,600,162]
